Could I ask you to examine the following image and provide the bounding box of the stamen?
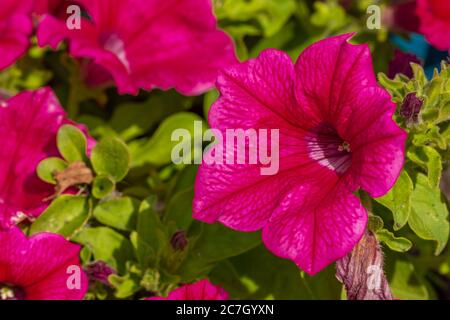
[338,141,351,152]
[0,284,25,300]
[306,123,352,175]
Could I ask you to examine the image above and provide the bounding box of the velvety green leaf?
[91,175,115,199]
[411,63,427,88]
[409,174,449,255]
[128,112,204,167]
[73,227,135,274]
[91,137,130,181]
[374,170,413,230]
[57,124,88,163]
[376,229,412,252]
[93,197,139,231]
[36,157,67,184]
[30,195,89,238]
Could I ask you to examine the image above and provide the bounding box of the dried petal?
[336,231,393,300]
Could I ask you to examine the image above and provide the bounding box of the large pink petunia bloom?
[0,227,88,300]
[147,279,228,300]
[193,34,407,275]
[416,0,450,50]
[0,87,92,229]
[37,0,237,95]
[0,0,34,71]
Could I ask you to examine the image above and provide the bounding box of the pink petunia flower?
[0,87,92,229]
[416,0,450,50]
[0,0,34,71]
[147,279,228,300]
[37,0,238,95]
[193,34,407,275]
[0,227,88,300]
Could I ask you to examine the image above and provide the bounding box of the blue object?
[390,33,449,78]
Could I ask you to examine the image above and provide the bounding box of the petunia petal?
[0,88,93,229]
[262,182,367,275]
[0,1,33,70]
[416,0,450,50]
[0,227,88,300]
[194,49,323,231]
[148,279,228,300]
[38,0,238,95]
[294,33,378,132]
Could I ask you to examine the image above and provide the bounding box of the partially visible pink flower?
[147,279,228,300]
[0,227,88,300]
[37,0,237,95]
[0,87,93,229]
[0,0,34,71]
[388,49,422,79]
[390,0,420,33]
[193,34,407,275]
[417,0,450,50]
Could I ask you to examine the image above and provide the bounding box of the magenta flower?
[37,0,237,95]
[0,227,88,300]
[416,0,450,50]
[193,34,407,275]
[147,279,228,300]
[0,87,92,229]
[0,0,34,71]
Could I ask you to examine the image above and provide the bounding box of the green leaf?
[109,273,141,299]
[374,170,413,230]
[376,229,412,252]
[164,188,194,231]
[169,165,198,197]
[73,227,135,274]
[136,196,169,269]
[386,258,429,300]
[109,102,157,141]
[36,157,67,184]
[407,146,442,187]
[215,0,297,37]
[91,175,115,199]
[211,245,341,300]
[411,63,427,88]
[178,222,261,281]
[368,214,384,233]
[57,124,88,163]
[30,195,90,238]
[91,137,130,181]
[128,112,204,167]
[93,197,139,231]
[409,173,449,255]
